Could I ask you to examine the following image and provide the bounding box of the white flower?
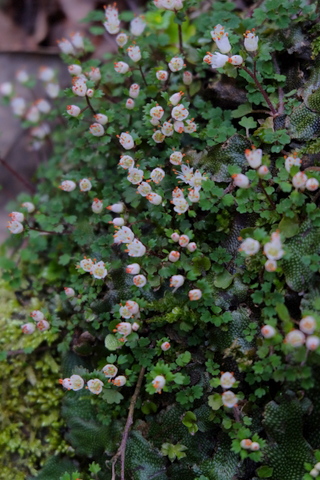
[9,212,24,222]
[245,147,262,169]
[306,178,319,191]
[265,259,277,272]
[239,238,260,256]
[127,167,144,184]
[30,310,44,321]
[88,67,101,82]
[132,322,140,331]
[111,217,125,227]
[126,98,135,109]
[38,66,55,82]
[161,341,171,351]
[189,170,206,189]
[26,106,40,123]
[64,287,75,297]
[150,117,160,126]
[240,439,252,450]
[114,321,132,336]
[0,81,13,96]
[184,119,197,133]
[36,319,50,331]
[11,97,26,116]
[170,91,184,105]
[162,122,174,136]
[72,77,87,97]
[285,329,305,347]
[261,325,276,338]
[170,151,183,165]
[183,71,193,85]
[133,274,147,287]
[188,189,200,203]
[174,121,184,132]
[127,45,141,62]
[179,235,189,247]
[91,261,108,279]
[59,378,72,389]
[92,198,103,213]
[170,275,185,289]
[104,4,119,21]
[152,130,165,143]
[126,239,146,257]
[112,375,127,386]
[57,38,75,55]
[232,173,250,188]
[116,33,128,47]
[306,336,320,351]
[90,122,106,138]
[126,263,141,274]
[104,19,120,34]
[94,113,108,125]
[36,99,51,113]
[211,25,231,53]
[107,203,124,213]
[171,104,189,121]
[147,193,162,205]
[70,374,84,391]
[292,172,307,189]
[168,251,180,262]
[113,226,134,244]
[87,379,104,394]
[152,375,166,393]
[172,197,189,214]
[67,63,81,76]
[79,257,94,272]
[119,155,135,169]
[171,233,180,242]
[228,55,243,66]
[60,180,76,192]
[45,82,60,98]
[250,442,260,451]
[187,242,197,252]
[21,323,36,334]
[21,202,35,213]
[188,289,202,301]
[258,165,269,176]
[299,316,316,335]
[114,61,129,74]
[129,83,140,98]
[67,105,81,117]
[176,164,194,184]
[220,372,236,389]
[79,178,92,192]
[150,106,164,119]
[168,56,185,72]
[70,32,84,50]
[156,70,168,81]
[151,168,165,184]
[137,181,152,197]
[210,52,229,69]
[244,30,259,52]
[119,132,134,149]
[130,16,146,36]
[222,390,238,408]
[102,364,118,378]
[263,235,284,261]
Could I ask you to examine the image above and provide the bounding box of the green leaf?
[102,389,124,404]
[208,393,222,410]
[104,334,120,351]
[275,303,290,323]
[278,215,299,238]
[239,116,258,130]
[256,465,273,478]
[214,269,233,289]
[231,103,253,118]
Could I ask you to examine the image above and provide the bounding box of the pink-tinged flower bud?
[245,147,262,169]
[150,105,164,119]
[306,336,320,351]
[285,329,305,347]
[112,375,127,386]
[36,319,50,331]
[86,88,94,98]
[265,259,277,272]
[72,79,87,97]
[151,168,165,184]
[129,83,140,98]
[114,321,132,336]
[150,117,160,126]
[156,70,168,82]
[7,220,24,234]
[161,341,170,351]
[132,322,140,331]
[170,91,184,106]
[126,239,146,257]
[232,173,250,188]
[38,66,55,82]
[94,113,108,125]
[220,372,236,389]
[171,232,180,242]
[107,203,124,213]
[188,289,202,301]
[239,238,260,255]
[133,274,147,287]
[87,379,104,394]
[126,98,135,109]
[64,287,75,297]
[79,257,94,272]
[210,52,229,69]
[240,439,252,449]
[112,217,125,227]
[114,61,129,74]
[162,122,174,136]
[261,325,276,339]
[127,45,141,62]
[45,82,60,98]
[179,235,189,247]
[91,261,108,279]
[171,104,189,121]
[228,55,243,66]
[187,242,197,252]
[147,193,162,205]
[170,275,185,289]
[70,32,84,50]
[30,310,44,321]
[221,390,238,408]
[152,130,165,143]
[21,202,35,213]
[306,178,319,191]
[60,180,76,192]
[119,132,134,149]
[126,263,141,274]
[9,212,24,222]
[116,32,128,47]
[168,56,185,72]
[130,16,146,36]
[244,30,259,52]
[102,364,118,378]
[257,165,269,176]
[170,151,183,165]
[119,155,135,170]
[88,67,101,82]
[292,172,307,189]
[250,442,260,451]
[90,123,105,137]
[57,38,75,55]
[11,97,26,116]
[26,106,40,123]
[174,122,184,135]
[92,198,103,213]
[67,105,81,117]
[152,375,166,393]
[59,377,72,389]
[68,64,82,76]
[299,316,316,335]
[0,82,13,96]
[79,178,92,192]
[168,251,180,262]
[183,71,193,85]
[70,374,84,391]
[21,323,36,334]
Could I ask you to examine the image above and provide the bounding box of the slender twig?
[111,366,146,480]
[259,179,276,210]
[178,23,184,55]
[138,65,148,87]
[86,96,96,115]
[0,157,36,193]
[241,65,277,116]
[272,53,285,114]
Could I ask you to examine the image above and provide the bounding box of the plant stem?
[259,179,276,210]
[241,65,277,116]
[86,96,96,115]
[0,158,36,194]
[138,64,148,87]
[178,23,184,55]
[111,366,146,480]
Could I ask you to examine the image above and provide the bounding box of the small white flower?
[36,99,51,113]
[92,198,103,213]
[0,81,13,96]
[113,226,134,244]
[127,167,144,185]
[111,217,125,227]
[36,319,50,331]
[265,259,277,272]
[129,83,140,98]
[72,78,87,97]
[126,98,135,109]
[90,123,105,137]
[299,316,316,335]
[79,257,94,272]
[104,19,120,34]
[45,82,60,98]
[16,69,29,83]
[119,132,134,149]
[26,105,40,123]
[184,119,197,133]
[126,263,140,274]
[70,374,84,391]
[183,71,193,85]
[114,321,132,336]
[30,310,44,321]
[94,113,108,125]
[133,274,147,287]
[11,97,26,116]
[188,189,200,203]
[114,61,129,74]
[116,33,128,47]
[171,233,180,242]
[58,38,75,55]
[244,30,259,52]
[285,153,300,173]
[107,203,124,213]
[168,56,185,72]
[147,193,162,205]
[137,181,152,197]
[188,289,202,301]
[221,390,238,408]
[102,364,118,378]
[161,341,171,351]
[306,336,320,351]
[285,329,305,347]
[60,180,76,192]
[79,178,92,192]
[59,378,72,389]
[168,251,180,262]
[170,151,183,165]
[161,122,174,136]
[258,165,269,176]
[211,25,231,53]
[250,442,260,451]
[152,130,165,143]
[126,239,146,257]
[119,155,135,169]
[127,45,141,62]
[150,105,164,119]
[152,375,166,393]
[292,172,307,189]
[9,212,24,222]
[38,66,55,82]
[151,168,165,184]
[64,287,75,297]
[261,325,276,339]
[21,202,35,213]
[87,379,104,394]
[132,322,140,331]
[228,55,243,66]
[245,147,262,169]
[70,32,84,50]
[240,439,252,450]
[170,91,184,106]
[91,261,108,279]
[187,242,197,252]
[239,238,260,256]
[220,372,236,389]
[170,275,185,289]
[179,235,189,247]
[264,234,284,261]
[130,16,146,36]
[67,105,81,117]
[210,52,229,69]
[174,121,184,133]
[21,323,36,334]
[306,178,319,191]
[156,70,168,81]
[171,104,189,121]
[112,375,127,386]
[88,67,101,82]
[232,173,250,188]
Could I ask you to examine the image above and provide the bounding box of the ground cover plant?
[2,0,320,479]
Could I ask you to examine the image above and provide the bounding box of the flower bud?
[9,212,24,222]
[257,165,269,176]
[0,82,13,96]
[87,379,104,394]
[210,52,228,69]
[107,203,124,213]
[156,70,168,82]
[240,439,252,449]
[70,32,84,50]
[299,316,316,335]
[16,69,29,83]
[292,172,307,189]
[132,322,140,331]
[7,220,24,234]
[265,259,277,272]
[68,64,82,76]
[232,173,249,188]
[45,82,60,98]
[60,180,76,192]
[21,323,36,334]
[188,289,202,301]
[179,235,189,247]
[94,113,108,125]
[86,88,94,97]
[152,375,166,393]
[127,45,141,62]
[161,342,170,351]
[79,178,92,192]
[126,263,141,274]
[170,275,185,289]
[119,132,134,149]
[306,336,320,351]
[171,233,180,242]
[126,98,135,109]
[111,217,125,227]
[147,193,162,205]
[187,242,197,252]
[306,178,319,191]
[130,16,146,36]
[57,38,75,55]
[250,442,260,451]
[228,55,243,66]
[64,287,75,297]
[261,325,276,338]
[114,61,129,74]
[102,364,118,378]
[244,30,259,52]
[36,319,50,331]
[21,202,35,213]
[112,375,127,386]
[221,390,238,408]
[285,329,305,347]
[90,123,105,137]
[116,32,128,47]
[92,198,103,213]
[170,91,184,106]
[129,83,140,98]
[168,251,180,262]
[183,71,193,85]
[67,105,81,117]
[30,310,44,321]
[38,66,55,82]
[310,468,319,478]
[245,147,262,169]
[133,274,147,287]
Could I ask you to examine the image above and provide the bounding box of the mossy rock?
[198,432,240,480]
[30,456,76,480]
[286,103,320,140]
[125,431,167,480]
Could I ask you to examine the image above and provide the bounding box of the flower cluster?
[78,257,108,279]
[285,316,320,350]
[21,310,50,334]
[220,372,238,408]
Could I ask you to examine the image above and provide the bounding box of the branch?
[111,366,146,480]
[0,157,36,194]
[241,65,277,116]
